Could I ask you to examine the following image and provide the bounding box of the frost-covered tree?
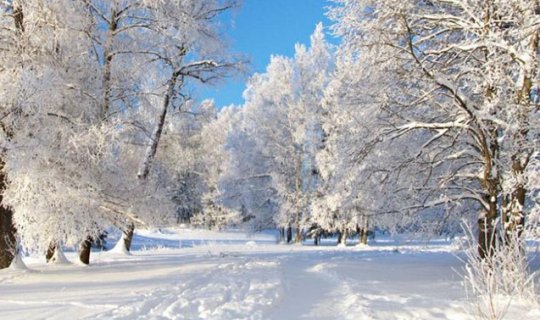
[0,0,25,269]
[81,0,241,251]
[196,102,241,230]
[157,99,240,230]
[0,0,240,265]
[312,53,389,245]
[330,0,540,255]
[0,0,108,265]
[220,106,279,232]
[226,25,333,243]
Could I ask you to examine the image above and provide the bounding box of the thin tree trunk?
[478,194,497,259]
[295,226,302,244]
[46,242,56,263]
[138,73,181,180]
[123,223,135,252]
[360,228,368,245]
[336,230,342,246]
[79,237,92,265]
[99,7,118,121]
[340,227,348,246]
[286,225,292,244]
[359,216,369,245]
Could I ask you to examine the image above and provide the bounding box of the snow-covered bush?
[462,222,539,320]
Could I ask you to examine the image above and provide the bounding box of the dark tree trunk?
[46,242,56,263]
[358,217,369,245]
[0,205,16,269]
[360,229,368,245]
[478,195,497,259]
[314,235,320,246]
[336,231,342,246]
[279,227,285,243]
[123,223,135,252]
[286,225,292,244]
[0,160,16,269]
[79,237,92,265]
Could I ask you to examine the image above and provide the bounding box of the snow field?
[1,228,539,320]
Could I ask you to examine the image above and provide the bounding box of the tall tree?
[0,0,24,269]
[329,0,540,255]
[81,0,240,252]
[228,25,333,243]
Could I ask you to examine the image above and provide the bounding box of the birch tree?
[81,0,241,251]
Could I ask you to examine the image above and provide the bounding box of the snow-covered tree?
[330,0,540,254]
[0,0,25,268]
[80,0,241,251]
[0,0,241,264]
[225,24,333,243]
[220,106,279,232]
[312,53,388,245]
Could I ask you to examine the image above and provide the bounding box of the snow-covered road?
[0,229,538,319]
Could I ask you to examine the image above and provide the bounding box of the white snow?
[110,238,131,256]
[1,228,538,320]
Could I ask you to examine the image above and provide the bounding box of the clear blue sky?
[201,0,334,108]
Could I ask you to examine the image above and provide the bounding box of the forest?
[0,1,539,319]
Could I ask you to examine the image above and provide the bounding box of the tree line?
[0,0,539,269]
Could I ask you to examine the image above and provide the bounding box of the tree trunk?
[0,206,16,269]
[478,195,497,259]
[358,217,369,245]
[336,231,342,245]
[295,226,302,244]
[279,227,285,243]
[123,223,135,252]
[0,160,16,269]
[79,237,92,265]
[99,7,118,121]
[46,242,56,263]
[340,227,348,246]
[286,225,292,244]
[314,234,320,246]
[360,229,368,245]
[137,74,179,180]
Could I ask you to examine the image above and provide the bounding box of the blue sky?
[201,0,333,108]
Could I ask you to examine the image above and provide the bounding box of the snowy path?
[0,251,282,320]
[267,249,469,320]
[1,229,539,319]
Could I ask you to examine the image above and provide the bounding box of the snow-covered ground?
[1,228,539,320]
